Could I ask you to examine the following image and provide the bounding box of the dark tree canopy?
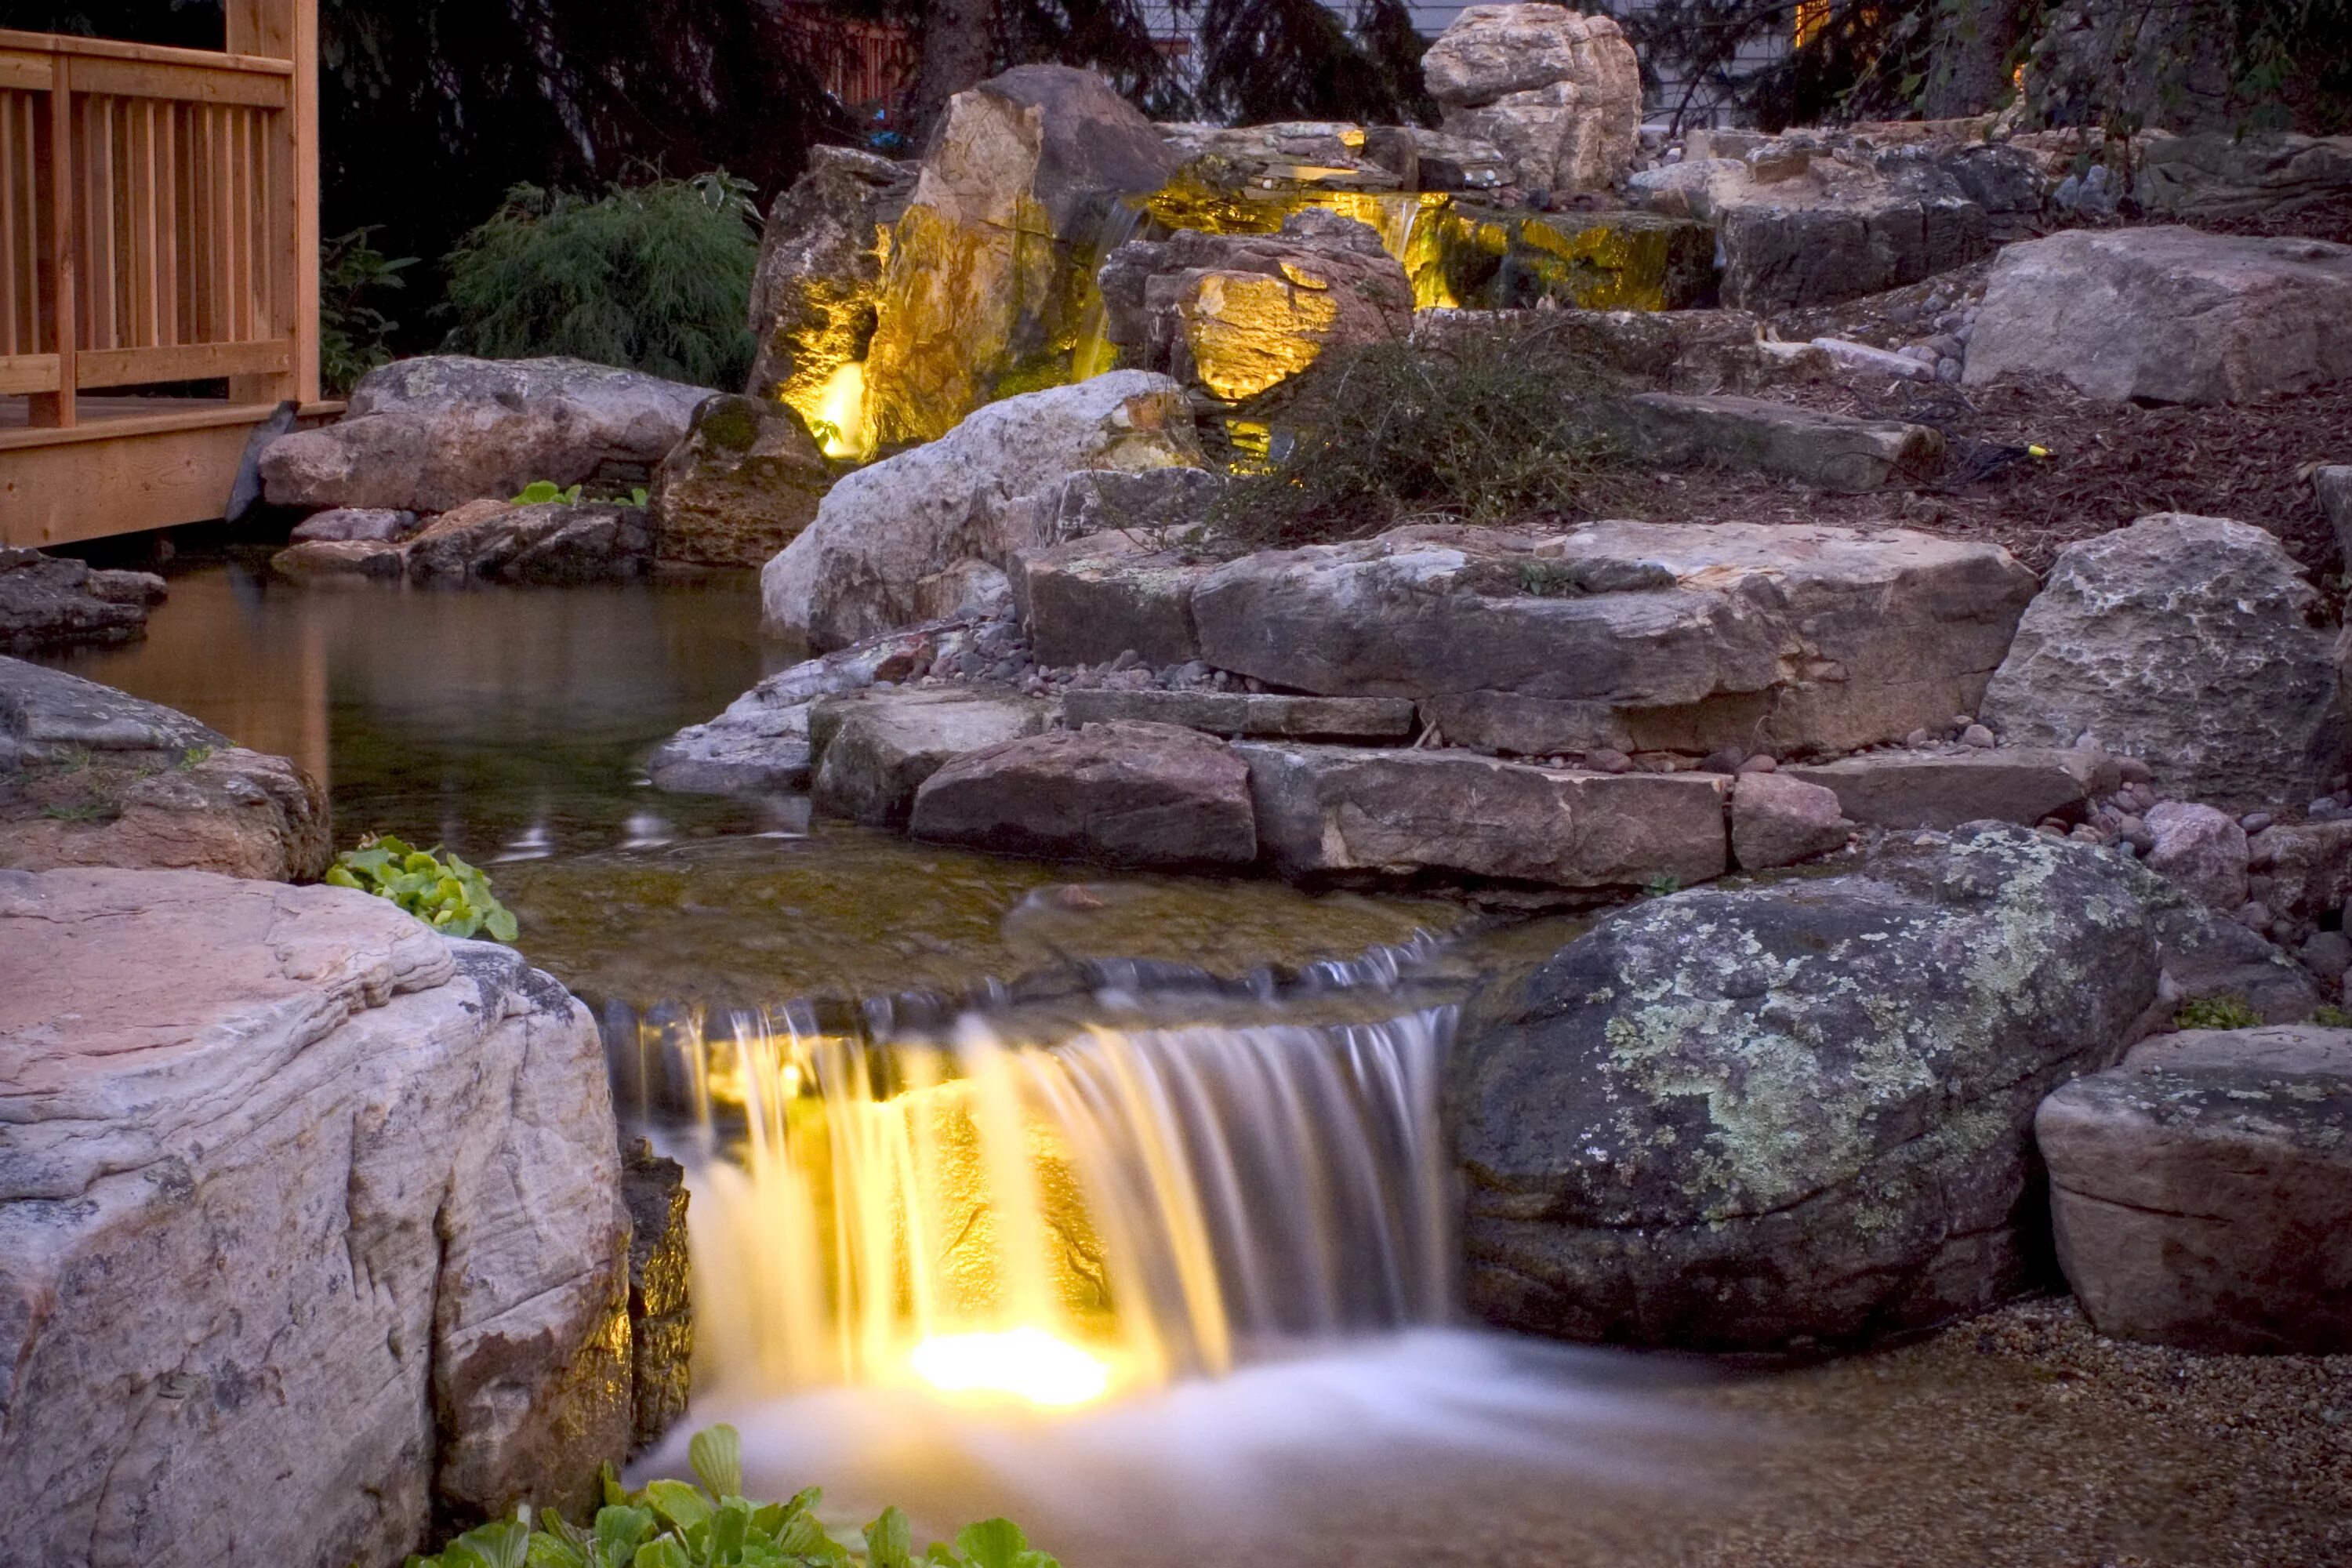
[1189,0,1434,125]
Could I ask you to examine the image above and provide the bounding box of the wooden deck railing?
[0,0,317,428]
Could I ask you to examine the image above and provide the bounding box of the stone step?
[1062,687,1417,740]
[1783,746,2118,829]
[1600,391,1944,492]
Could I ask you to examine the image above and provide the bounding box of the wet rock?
[0,869,631,1562]
[1963,228,2352,405]
[1158,120,1405,194]
[0,658,328,882]
[407,499,655,586]
[2038,1025,2352,1354]
[260,356,712,513]
[2144,803,2250,913]
[1418,205,1718,313]
[1729,771,1853,870]
[763,372,1203,649]
[1454,825,2167,1352]
[270,537,408,582]
[1189,521,2035,759]
[811,686,1050,827]
[619,1140,691,1455]
[862,66,1178,447]
[1421,5,1642,194]
[1062,688,1417,741]
[746,147,916,414]
[1783,746,2118,830]
[1598,392,1944,492]
[1097,209,1415,402]
[289,506,419,543]
[912,720,1256,867]
[650,394,832,569]
[1238,744,1727,889]
[0,546,165,654]
[1980,514,2343,811]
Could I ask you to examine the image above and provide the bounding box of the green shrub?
[441,173,760,390]
[327,833,518,942]
[407,1425,1059,1568]
[1207,318,1622,549]
[2174,993,2263,1032]
[321,225,417,395]
[2312,1004,2352,1029]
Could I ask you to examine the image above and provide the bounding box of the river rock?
[1,657,329,883]
[1453,824,2166,1352]
[1421,5,1642,194]
[1598,393,1944,492]
[1980,514,2343,811]
[260,356,714,514]
[1239,744,1728,889]
[1181,521,2035,759]
[271,537,408,582]
[407,499,655,586]
[2143,802,2250,913]
[811,686,1050,827]
[862,66,1178,447]
[747,147,916,413]
[0,546,166,653]
[911,720,1256,867]
[1963,228,2352,404]
[762,372,1203,649]
[649,394,833,569]
[1783,746,2119,829]
[1729,771,1853,869]
[1096,209,1416,402]
[289,506,419,543]
[0,868,632,1565]
[2038,1025,2352,1353]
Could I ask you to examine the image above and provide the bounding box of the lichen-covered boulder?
[1452,825,2168,1352]
[1421,5,1642,194]
[761,372,1203,650]
[649,394,833,569]
[746,147,916,416]
[0,546,166,654]
[1980,514,2344,811]
[260,356,714,514]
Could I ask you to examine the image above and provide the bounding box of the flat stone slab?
[1061,688,1417,740]
[0,548,166,655]
[1237,742,1728,888]
[1604,392,1944,492]
[811,685,1049,827]
[2038,1025,2352,1353]
[911,720,1255,866]
[1783,746,2118,829]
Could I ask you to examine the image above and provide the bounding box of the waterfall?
[630,1001,1457,1409]
[1066,196,1151,384]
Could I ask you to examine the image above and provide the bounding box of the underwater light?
[908,1327,1115,1409]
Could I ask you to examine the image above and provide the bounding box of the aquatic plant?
[405,1425,1059,1568]
[2173,993,2262,1031]
[327,834,519,943]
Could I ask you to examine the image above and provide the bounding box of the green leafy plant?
[2174,993,2263,1032]
[2313,1004,2352,1029]
[513,481,586,506]
[406,1425,1059,1568]
[178,744,216,769]
[321,225,417,395]
[326,833,518,942]
[441,173,760,389]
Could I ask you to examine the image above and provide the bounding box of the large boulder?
[1421,5,1642,194]
[1237,744,1729,890]
[762,372,1203,650]
[0,547,167,654]
[2038,1025,2352,1353]
[1176,521,2035,759]
[1,657,329,883]
[260,357,715,514]
[746,147,917,419]
[648,395,833,569]
[862,66,1179,447]
[1963,228,2352,405]
[910,720,1258,867]
[1096,209,1417,402]
[1453,825,2168,1352]
[1980,514,2344,811]
[0,868,632,1565]
[809,686,1050,826]
[1715,147,1992,314]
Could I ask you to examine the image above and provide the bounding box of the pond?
[38,559,2347,1568]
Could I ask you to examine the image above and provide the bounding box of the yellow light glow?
[907,1327,1116,1408]
[804,361,874,460]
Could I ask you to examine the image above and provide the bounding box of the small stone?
[2310,797,2345,821]
[2145,801,2252,913]
[2234,900,2274,931]
[2117,757,2154,786]
[1935,357,1963,384]
[2297,930,2352,982]
[1588,748,1634,775]
[2241,811,2275,834]
[1953,714,1976,729]
[1904,728,1933,748]
[1962,724,1996,749]
[1737,754,1777,774]
[1700,747,1746,775]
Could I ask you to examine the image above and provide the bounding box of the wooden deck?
[0,2,322,546]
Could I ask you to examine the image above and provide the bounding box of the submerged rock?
[650,394,833,569]
[1453,825,2168,1352]
[0,868,632,1563]
[0,546,166,654]
[1421,5,1642,194]
[260,355,713,514]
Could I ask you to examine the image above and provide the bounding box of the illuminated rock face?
[862,66,1178,448]
[1430,205,1716,311]
[1097,209,1417,401]
[1423,5,1642,194]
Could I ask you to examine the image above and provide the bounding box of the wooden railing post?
[224,0,314,405]
[28,53,71,426]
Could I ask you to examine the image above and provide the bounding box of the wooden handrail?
[0,0,315,428]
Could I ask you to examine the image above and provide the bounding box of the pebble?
[1737,754,1777,774]
[1589,748,1634,775]
[2240,811,2274,834]
[1961,724,1995,749]
[1700,747,1746,775]
[1904,728,1933,748]
[2310,797,2345,821]
[1935,357,1962,383]
[2116,757,2154,786]
[2234,900,2274,931]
